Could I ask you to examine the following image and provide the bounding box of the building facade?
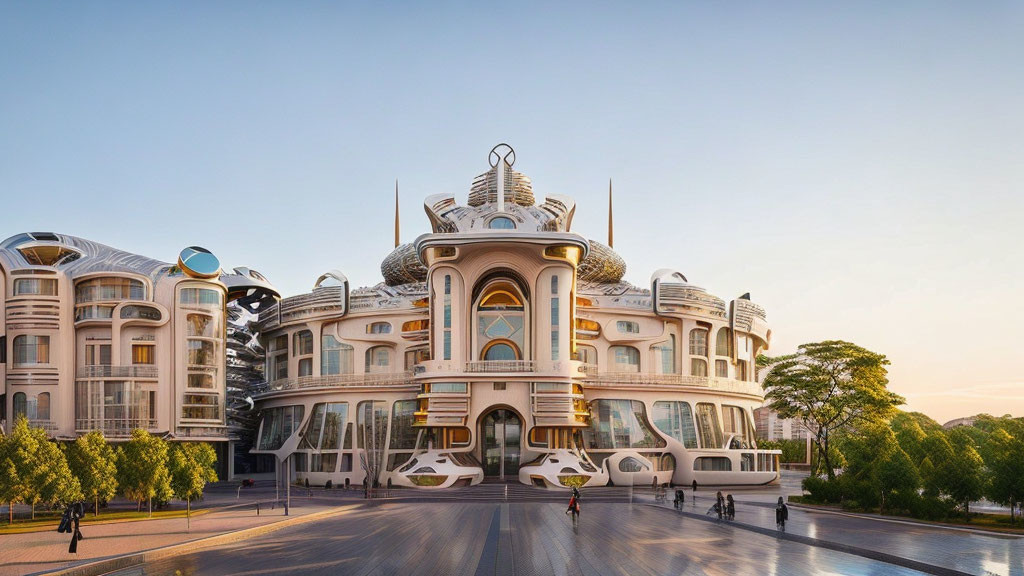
[754,407,813,441]
[0,234,279,476]
[251,145,781,489]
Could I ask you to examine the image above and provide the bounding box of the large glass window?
[390,400,419,450]
[583,399,665,450]
[443,275,452,360]
[356,401,388,450]
[13,335,49,365]
[689,329,708,356]
[716,328,732,357]
[695,403,724,449]
[609,346,640,373]
[75,277,144,302]
[550,276,559,361]
[179,287,222,307]
[75,380,156,433]
[722,405,753,449]
[182,393,220,420]
[365,346,391,372]
[694,457,732,471]
[321,335,354,375]
[14,278,57,296]
[476,281,526,361]
[299,402,348,451]
[653,336,675,374]
[257,405,304,450]
[187,340,215,366]
[652,401,697,449]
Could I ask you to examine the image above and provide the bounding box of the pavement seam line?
[31,504,363,576]
[788,503,1024,539]
[641,502,974,576]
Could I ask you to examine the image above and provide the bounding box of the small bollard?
[256,502,260,516]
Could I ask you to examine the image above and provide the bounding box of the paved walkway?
[651,492,1024,576]
[106,502,929,576]
[0,498,344,576]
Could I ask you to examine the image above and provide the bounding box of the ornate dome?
[467,164,535,207]
[578,240,626,284]
[381,243,427,286]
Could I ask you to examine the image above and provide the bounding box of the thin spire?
[608,179,614,248]
[394,179,400,248]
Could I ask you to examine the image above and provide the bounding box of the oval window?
[484,343,517,361]
[488,217,516,230]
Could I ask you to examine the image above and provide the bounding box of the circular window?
[488,217,516,230]
[177,246,221,278]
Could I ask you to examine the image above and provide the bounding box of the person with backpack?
[776,496,789,531]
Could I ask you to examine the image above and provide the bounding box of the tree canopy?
[116,429,171,515]
[67,430,118,516]
[762,340,904,478]
[169,442,218,526]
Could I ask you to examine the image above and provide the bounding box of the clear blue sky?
[2,2,1023,422]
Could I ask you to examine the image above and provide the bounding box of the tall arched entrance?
[481,408,521,479]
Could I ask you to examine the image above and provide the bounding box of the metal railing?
[75,418,158,436]
[28,419,58,431]
[76,365,159,379]
[259,371,415,393]
[583,373,763,396]
[465,360,536,373]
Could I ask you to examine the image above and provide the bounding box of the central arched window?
[474,278,527,361]
[482,340,519,361]
[716,327,732,357]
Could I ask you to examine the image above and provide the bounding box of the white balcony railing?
[76,365,159,379]
[75,418,158,436]
[259,371,415,394]
[465,360,535,373]
[583,373,763,396]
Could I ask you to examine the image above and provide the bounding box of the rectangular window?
[691,358,708,377]
[322,335,353,375]
[493,382,506,391]
[689,330,708,356]
[13,278,58,296]
[298,358,313,377]
[187,340,216,366]
[188,374,214,389]
[616,320,640,334]
[179,287,222,306]
[293,331,313,355]
[132,344,154,365]
[85,343,112,366]
[443,275,452,360]
[715,359,728,378]
[429,382,467,394]
[550,276,559,361]
[14,335,49,365]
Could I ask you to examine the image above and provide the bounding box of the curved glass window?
[488,217,516,229]
[179,287,222,307]
[618,457,647,473]
[716,328,732,357]
[321,335,354,375]
[609,346,640,373]
[299,402,348,451]
[689,329,708,357]
[120,305,161,321]
[476,281,526,360]
[722,405,752,448]
[365,346,391,372]
[75,305,114,321]
[694,457,732,471]
[483,341,518,361]
[653,336,675,374]
[13,278,57,296]
[390,400,419,450]
[257,405,304,451]
[356,400,388,449]
[695,403,724,449]
[366,322,391,335]
[75,277,144,303]
[583,399,666,450]
[616,321,639,334]
[653,401,698,449]
[13,335,49,365]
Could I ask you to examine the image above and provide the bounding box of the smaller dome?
[579,240,626,284]
[381,244,427,286]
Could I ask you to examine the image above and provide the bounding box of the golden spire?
[394,179,400,248]
[608,178,614,248]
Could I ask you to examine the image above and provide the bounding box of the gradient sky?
[2,2,1022,423]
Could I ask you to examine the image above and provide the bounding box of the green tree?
[117,429,171,517]
[67,430,118,517]
[0,417,81,521]
[985,428,1024,524]
[761,341,904,479]
[941,429,986,519]
[169,442,218,529]
[874,446,920,514]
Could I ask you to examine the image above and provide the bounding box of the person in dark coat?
[726,494,735,520]
[673,489,685,510]
[711,491,724,520]
[565,486,581,517]
[68,501,85,553]
[776,496,789,530]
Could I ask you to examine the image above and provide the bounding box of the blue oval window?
[488,217,516,230]
[484,343,517,361]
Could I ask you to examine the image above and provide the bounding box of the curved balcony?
[582,372,763,397]
[256,371,416,395]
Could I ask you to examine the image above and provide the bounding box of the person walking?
[68,501,84,553]
[714,491,725,520]
[565,486,581,519]
[776,497,789,531]
[726,494,735,521]
[673,489,685,510]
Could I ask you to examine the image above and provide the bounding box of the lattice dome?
[381,243,428,286]
[467,164,535,207]
[578,240,626,284]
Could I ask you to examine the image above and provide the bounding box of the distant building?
[942,416,977,430]
[755,407,813,441]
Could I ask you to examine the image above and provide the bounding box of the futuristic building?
[251,145,780,489]
[0,234,279,476]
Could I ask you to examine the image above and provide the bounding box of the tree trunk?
[95,495,99,517]
[31,501,34,520]
[148,497,152,518]
[8,501,12,524]
[186,498,190,532]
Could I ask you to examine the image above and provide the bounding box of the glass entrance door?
[482,409,521,479]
